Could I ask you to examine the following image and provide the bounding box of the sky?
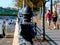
[46,1,50,7]
[0,0,55,8]
[0,0,15,8]
[46,0,55,8]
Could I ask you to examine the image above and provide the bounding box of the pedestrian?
[46,10,52,29]
[52,10,58,29]
[3,19,6,25]
[2,19,6,36]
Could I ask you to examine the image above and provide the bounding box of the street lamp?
[42,0,49,41]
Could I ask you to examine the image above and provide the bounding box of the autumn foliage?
[15,0,23,8]
[14,0,43,10]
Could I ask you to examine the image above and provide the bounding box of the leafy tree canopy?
[14,0,43,11]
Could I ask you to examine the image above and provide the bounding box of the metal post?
[42,0,49,41]
[50,0,52,13]
[23,0,24,8]
[42,2,45,40]
[23,0,26,8]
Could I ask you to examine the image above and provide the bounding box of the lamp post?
[42,1,45,40]
[42,0,49,41]
[50,0,52,13]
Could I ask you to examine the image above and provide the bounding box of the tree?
[30,0,42,11]
[30,0,40,4]
[14,0,23,8]
[14,0,43,11]
[14,0,33,8]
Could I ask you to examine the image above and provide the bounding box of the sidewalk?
[33,16,60,45]
[13,18,50,45]
[13,16,60,45]
[13,19,19,45]
[33,16,60,30]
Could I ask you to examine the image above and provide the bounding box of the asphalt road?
[0,38,13,45]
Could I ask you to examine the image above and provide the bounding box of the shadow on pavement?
[36,25,58,45]
[45,34,58,45]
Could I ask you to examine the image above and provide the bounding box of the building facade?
[53,1,60,18]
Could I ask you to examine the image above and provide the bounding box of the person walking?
[46,10,52,29]
[2,19,6,37]
[52,10,58,29]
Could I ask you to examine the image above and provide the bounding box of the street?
[0,38,13,45]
